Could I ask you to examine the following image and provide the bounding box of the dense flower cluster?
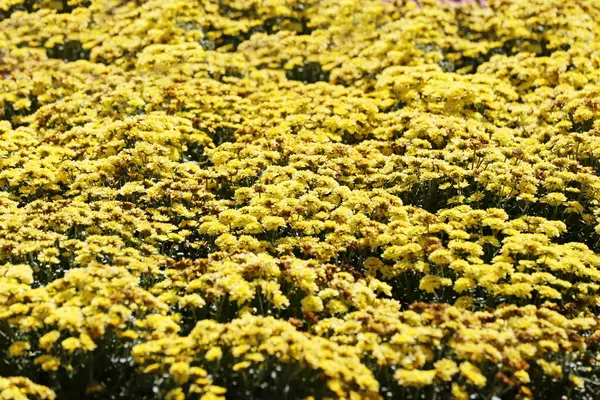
[2,0,600,399]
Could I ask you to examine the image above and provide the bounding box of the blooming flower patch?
[1,0,600,399]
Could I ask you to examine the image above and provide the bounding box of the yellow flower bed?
[2,0,600,399]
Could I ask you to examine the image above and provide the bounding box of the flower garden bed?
[1,0,600,399]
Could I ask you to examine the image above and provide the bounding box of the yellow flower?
[179,294,206,309]
[232,361,251,372]
[9,341,30,357]
[570,375,585,388]
[394,369,437,387]
[245,353,265,363]
[537,360,562,378]
[205,347,223,362]
[231,344,251,358]
[204,385,227,396]
[459,362,486,388]
[514,370,530,384]
[540,192,568,207]
[80,333,97,352]
[428,249,455,265]
[327,379,345,396]
[170,362,191,385]
[199,221,229,236]
[143,364,161,374]
[451,383,469,400]
[434,359,459,381]
[454,278,475,293]
[419,275,452,293]
[0,377,56,400]
[301,295,324,313]
[454,296,474,309]
[4,264,34,285]
[538,340,559,352]
[382,244,422,260]
[34,355,61,372]
[243,222,263,235]
[62,337,82,353]
[536,285,561,300]
[166,388,185,400]
[119,330,139,340]
[39,331,61,352]
[325,299,348,315]
[262,216,286,231]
